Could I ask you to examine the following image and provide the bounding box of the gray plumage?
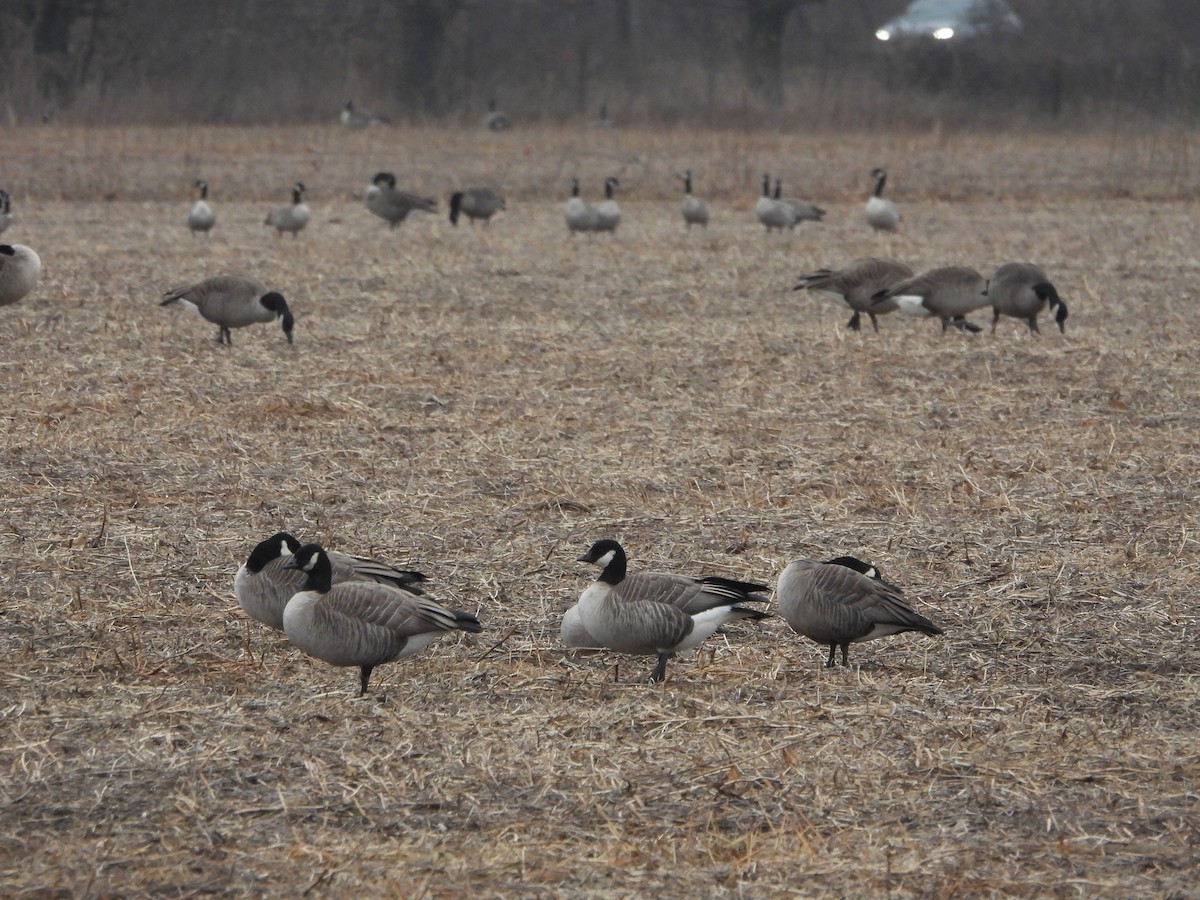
[776,557,943,667]
[449,187,506,226]
[341,100,388,128]
[680,170,709,229]
[0,190,13,235]
[234,531,426,632]
[160,274,294,345]
[880,265,990,332]
[0,244,41,307]
[283,543,482,695]
[187,179,216,235]
[364,172,436,228]
[564,178,599,234]
[264,182,309,237]
[483,99,512,131]
[987,262,1068,334]
[865,168,901,232]
[794,257,914,332]
[774,178,825,224]
[755,174,794,232]
[593,177,621,233]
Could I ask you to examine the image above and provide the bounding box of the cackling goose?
[264,182,310,237]
[449,187,506,227]
[774,178,825,225]
[365,172,437,228]
[564,178,599,234]
[986,262,1068,335]
[160,274,294,345]
[0,244,41,307]
[878,266,990,333]
[794,257,914,332]
[679,170,709,229]
[187,179,216,236]
[865,168,900,232]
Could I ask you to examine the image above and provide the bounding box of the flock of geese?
[235,532,943,695]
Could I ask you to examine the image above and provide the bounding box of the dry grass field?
[1,124,1199,897]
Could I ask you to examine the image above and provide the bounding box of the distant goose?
[364,172,437,228]
[449,187,506,226]
[0,244,41,307]
[774,178,825,225]
[483,99,512,132]
[574,539,770,682]
[865,167,900,232]
[794,257,914,332]
[264,182,310,238]
[755,174,794,232]
[0,190,12,235]
[187,179,216,236]
[282,543,482,695]
[340,100,388,128]
[588,102,615,130]
[878,266,990,333]
[160,274,294,345]
[235,531,427,632]
[776,557,943,667]
[563,178,599,234]
[593,177,621,233]
[986,262,1068,335]
[679,170,709,229]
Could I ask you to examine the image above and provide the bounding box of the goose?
[187,179,216,236]
[593,177,621,233]
[340,100,388,128]
[986,262,1068,335]
[449,187,506,227]
[0,190,12,235]
[264,182,310,237]
[865,167,900,232]
[878,266,990,333]
[160,274,294,345]
[793,257,913,332]
[574,539,770,682]
[483,99,512,132]
[234,531,426,632]
[282,543,482,695]
[563,178,599,234]
[679,170,709,229]
[588,102,615,130]
[0,244,41,307]
[364,172,436,228]
[776,557,943,668]
[774,178,825,225]
[755,174,794,233]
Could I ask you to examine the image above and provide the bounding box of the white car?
[875,0,1022,42]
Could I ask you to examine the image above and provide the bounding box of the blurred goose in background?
[0,244,41,307]
[0,190,13,235]
[264,182,309,237]
[865,167,900,232]
[774,178,825,225]
[593,177,621,233]
[755,174,794,232]
[283,543,482,696]
[776,557,943,668]
[986,262,1068,334]
[679,170,709,229]
[878,266,990,333]
[483,99,512,131]
[364,172,437,228]
[564,178,599,234]
[187,179,216,236]
[160,274,294,345]
[588,102,615,129]
[574,539,770,682]
[340,100,388,128]
[449,187,506,226]
[235,531,427,632]
[793,257,913,332]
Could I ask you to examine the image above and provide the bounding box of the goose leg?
[847,311,862,331]
[991,310,1001,333]
[825,644,837,668]
[359,665,374,696]
[840,643,850,667]
[218,327,232,344]
[1028,317,1040,335]
[868,311,880,333]
[648,653,670,683]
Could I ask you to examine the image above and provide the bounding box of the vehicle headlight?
[933,27,955,39]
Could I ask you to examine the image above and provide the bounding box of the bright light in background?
[933,27,955,39]
[875,29,891,40]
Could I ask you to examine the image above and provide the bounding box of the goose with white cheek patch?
[264,182,310,237]
[160,274,294,345]
[0,244,41,307]
[794,257,913,333]
[865,167,900,232]
[679,170,709,230]
[187,179,216,235]
[986,262,1068,335]
[877,265,990,333]
[564,178,599,234]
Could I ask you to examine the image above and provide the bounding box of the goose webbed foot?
[648,653,669,683]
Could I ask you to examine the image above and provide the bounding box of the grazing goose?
[264,182,310,238]
[283,543,482,695]
[986,262,1068,335]
[0,244,41,307]
[160,274,294,345]
[593,177,621,233]
[483,99,512,132]
[563,178,599,234]
[187,179,216,236]
[679,170,709,229]
[364,172,437,228]
[449,187,506,227]
[865,167,900,232]
[0,190,12,235]
[776,557,942,668]
[878,266,990,333]
[774,178,825,225]
[755,174,794,233]
[235,531,426,632]
[340,100,388,128]
[574,539,770,682]
[793,257,914,332]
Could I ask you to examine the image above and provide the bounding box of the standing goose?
[774,178,825,226]
[755,174,794,233]
[679,170,709,229]
[574,539,770,682]
[0,190,13,235]
[449,187,506,227]
[364,172,437,228]
[593,177,621,234]
[264,182,310,238]
[793,257,914,332]
[187,179,216,236]
[878,266,990,333]
[0,244,41,307]
[282,543,482,696]
[160,274,294,345]
[340,100,388,128]
[865,167,900,232]
[234,531,427,632]
[776,557,943,668]
[986,262,1068,335]
[483,99,512,132]
[563,178,599,234]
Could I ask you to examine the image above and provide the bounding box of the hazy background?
[2,0,1198,130]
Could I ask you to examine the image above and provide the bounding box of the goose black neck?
[246,532,300,573]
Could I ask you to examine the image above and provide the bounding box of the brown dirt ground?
[1,125,1199,897]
